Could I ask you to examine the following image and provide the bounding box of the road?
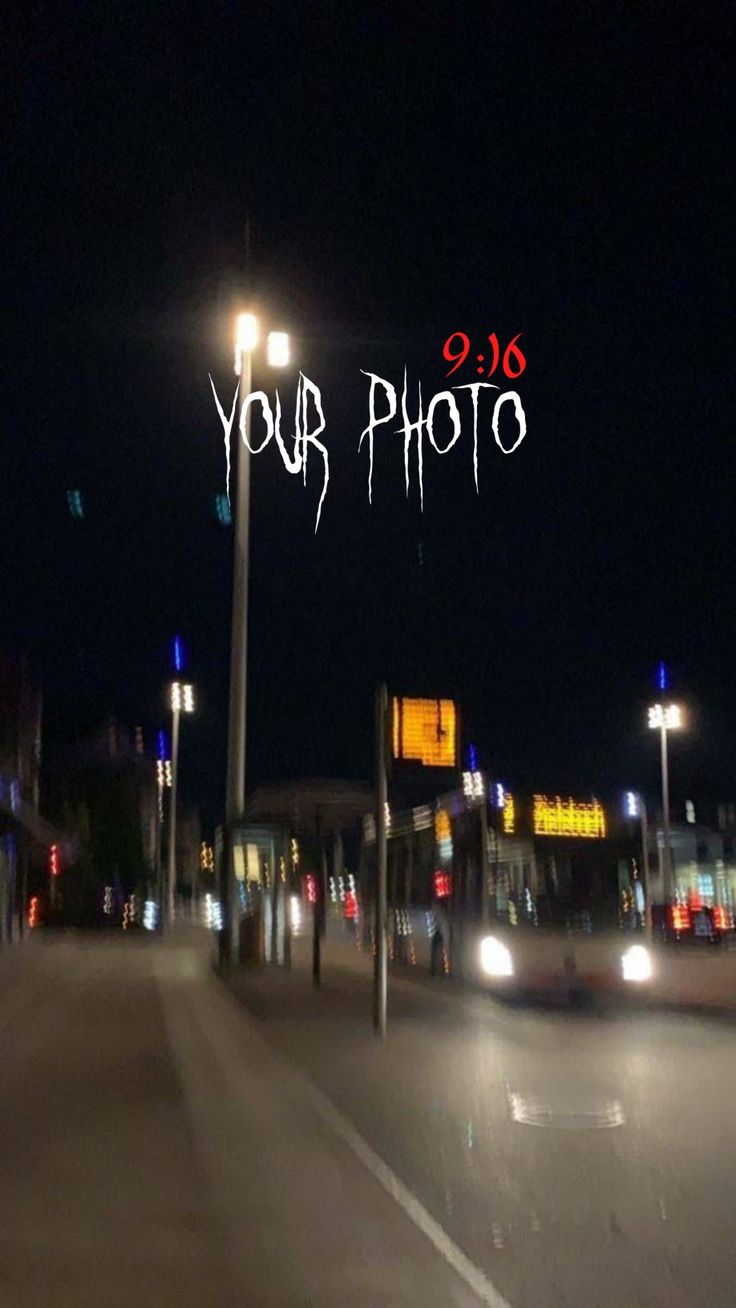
[231,933,736,1308]
[1,929,735,1307]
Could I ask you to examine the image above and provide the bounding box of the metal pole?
[661,723,672,905]
[373,684,388,1037]
[155,780,163,931]
[312,884,321,986]
[270,836,278,964]
[167,704,180,927]
[640,799,652,938]
[223,347,253,961]
[282,829,292,969]
[480,794,490,923]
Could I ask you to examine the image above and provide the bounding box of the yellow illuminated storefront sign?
[391,697,457,768]
[533,795,606,838]
[502,792,515,834]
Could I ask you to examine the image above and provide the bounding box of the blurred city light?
[462,770,484,800]
[67,489,84,519]
[234,312,259,372]
[533,795,607,839]
[203,893,223,932]
[624,790,640,818]
[266,330,290,368]
[170,681,195,713]
[621,944,652,982]
[480,935,514,977]
[648,703,682,730]
[215,492,232,525]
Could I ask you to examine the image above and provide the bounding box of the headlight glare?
[621,944,652,982]
[480,935,514,978]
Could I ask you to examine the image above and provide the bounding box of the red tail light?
[433,871,452,899]
[713,906,733,931]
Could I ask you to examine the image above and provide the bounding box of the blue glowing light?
[658,661,668,692]
[67,489,84,520]
[494,783,505,809]
[215,493,232,526]
[173,636,184,672]
[157,729,168,761]
[468,743,478,772]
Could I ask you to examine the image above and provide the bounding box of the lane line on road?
[298,1068,516,1308]
[211,973,516,1308]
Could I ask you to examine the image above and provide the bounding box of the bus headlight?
[480,936,514,978]
[621,944,652,982]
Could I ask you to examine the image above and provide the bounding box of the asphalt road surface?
[2,929,735,1308]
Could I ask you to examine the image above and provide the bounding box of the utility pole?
[167,701,180,927]
[480,791,490,923]
[373,684,388,1038]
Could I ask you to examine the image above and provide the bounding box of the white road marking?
[292,1051,516,1308]
[195,971,518,1308]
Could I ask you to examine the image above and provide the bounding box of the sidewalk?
[0,931,493,1308]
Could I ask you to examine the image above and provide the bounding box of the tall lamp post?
[647,702,683,907]
[222,313,290,961]
[168,680,195,926]
[462,769,489,921]
[156,730,172,930]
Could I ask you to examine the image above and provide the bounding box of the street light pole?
[480,794,490,923]
[640,798,651,938]
[373,684,388,1038]
[221,316,290,965]
[167,700,180,927]
[648,701,682,911]
[222,337,252,962]
[660,720,672,906]
[168,682,194,930]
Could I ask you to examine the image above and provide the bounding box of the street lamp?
[462,770,490,922]
[223,311,291,960]
[168,681,195,926]
[648,702,683,906]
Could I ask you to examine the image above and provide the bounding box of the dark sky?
[5,3,734,829]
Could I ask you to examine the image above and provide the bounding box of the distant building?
[0,654,68,942]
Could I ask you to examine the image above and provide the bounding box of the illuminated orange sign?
[391,697,457,767]
[434,810,451,842]
[533,795,606,838]
[503,792,515,834]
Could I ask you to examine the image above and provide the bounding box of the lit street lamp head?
[170,681,195,714]
[648,703,683,731]
[234,312,259,374]
[267,330,290,368]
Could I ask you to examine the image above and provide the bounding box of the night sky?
[5,4,733,829]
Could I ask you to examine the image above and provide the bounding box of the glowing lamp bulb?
[267,331,290,368]
[649,703,683,730]
[234,313,259,373]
